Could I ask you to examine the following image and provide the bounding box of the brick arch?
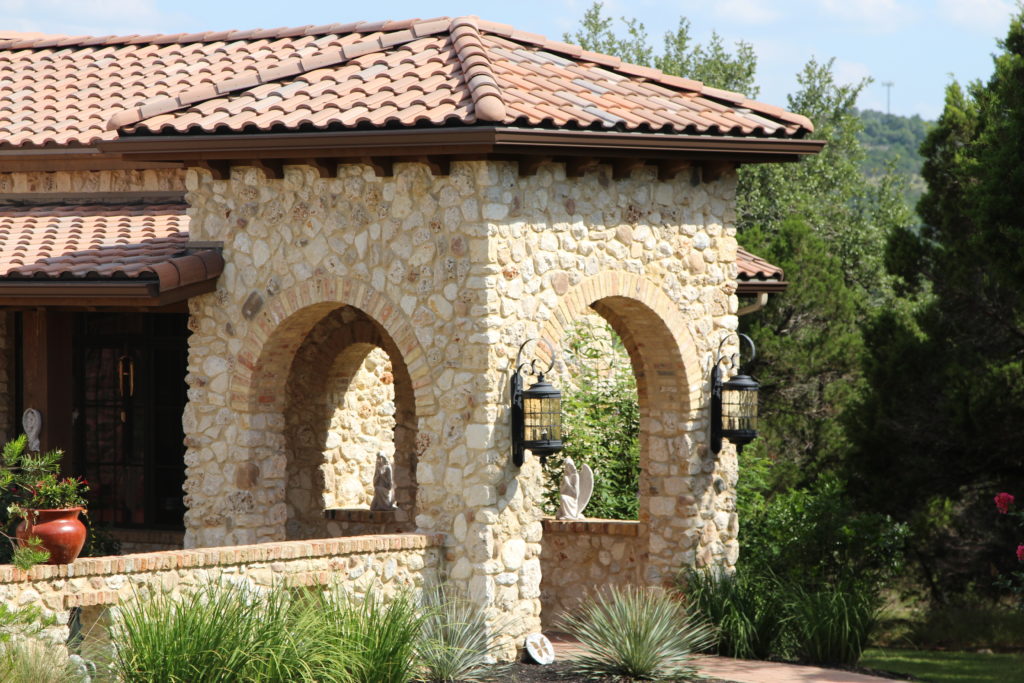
[539,271,709,587]
[539,272,703,412]
[228,276,436,418]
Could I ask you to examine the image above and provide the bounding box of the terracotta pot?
[16,507,87,565]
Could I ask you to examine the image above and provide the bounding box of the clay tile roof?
[0,17,813,149]
[0,203,221,285]
[736,247,787,293]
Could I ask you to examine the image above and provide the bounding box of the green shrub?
[559,585,715,680]
[105,582,345,682]
[416,588,507,682]
[682,569,787,660]
[738,473,908,590]
[907,602,1024,650]
[543,319,640,520]
[787,579,880,666]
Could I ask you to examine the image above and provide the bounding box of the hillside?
[856,109,932,212]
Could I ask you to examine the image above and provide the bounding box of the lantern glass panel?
[523,395,561,443]
[722,387,758,432]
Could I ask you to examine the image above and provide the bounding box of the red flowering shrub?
[995,492,1015,515]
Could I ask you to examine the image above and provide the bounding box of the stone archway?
[284,305,417,539]
[538,271,733,622]
[218,277,433,544]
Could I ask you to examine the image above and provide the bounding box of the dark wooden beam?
[703,161,734,183]
[564,157,600,178]
[359,156,393,177]
[612,158,646,180]
[657,159,690,181]
[517,156,552,176]
[21,311,73,457]
[237,159,284,180]
[188,160,230,180]
[285,158,337,178]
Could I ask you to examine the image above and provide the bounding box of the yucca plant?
[559,585,716,680]
[681,568,788,660]
[415,587,508,682]
[787,579,880,666]
[104,582,348,682]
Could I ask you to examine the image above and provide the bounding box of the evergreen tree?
[848,11,1024,599]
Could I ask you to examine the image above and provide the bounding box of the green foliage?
[681,569,786,660]
[106,582,348,682]
[0,434,89,569]
[543,319,639,520]
[416,587,508,682]
[787,579,880,666]
[316,588,424,683]
[738,475,908,589]
[564,2,758,94]
[856,108,931,209]
[905,603,1024,650]
[848,9,1024,603]
[559,585,715,681]
[0,640,89,683]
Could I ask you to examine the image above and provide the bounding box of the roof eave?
[0,278,217,309]
[97,127,825,164]
[736,280,789,295]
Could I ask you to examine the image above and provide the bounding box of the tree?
[564,2,912,488]
[847,11,1024,600]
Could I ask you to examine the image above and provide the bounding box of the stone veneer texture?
[0,534,443,645]
[181,159,742,657]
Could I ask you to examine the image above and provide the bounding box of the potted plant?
[0,435,88,568]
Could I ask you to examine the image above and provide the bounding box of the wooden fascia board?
[736,280,789,294]
[0,277,217,309]
[98,127,825,164]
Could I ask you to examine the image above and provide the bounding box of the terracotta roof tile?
[736,247,783,281]
[0,16,813,149]
[0,204,192,279]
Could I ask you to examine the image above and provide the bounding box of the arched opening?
[540,286,711,626]
[283,305,417,539]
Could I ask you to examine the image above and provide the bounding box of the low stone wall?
[0,533,444,644]
[539,518,644,628]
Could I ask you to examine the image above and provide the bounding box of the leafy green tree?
[848,11,1024,600]
[564,3,913,488]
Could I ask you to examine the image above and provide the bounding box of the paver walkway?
[547,633,895,683]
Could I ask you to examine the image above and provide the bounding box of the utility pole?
[882,81,894,115]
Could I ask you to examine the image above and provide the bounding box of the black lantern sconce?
[710,332,760,455]
[510,338,563,467]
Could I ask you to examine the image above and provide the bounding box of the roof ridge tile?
[450,16,506,122]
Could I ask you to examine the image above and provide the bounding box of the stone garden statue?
[370,451,398,511]
[557,457,594,520]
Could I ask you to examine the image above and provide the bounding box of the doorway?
[73,312,189,529]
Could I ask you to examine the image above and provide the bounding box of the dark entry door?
[74,313,189,528]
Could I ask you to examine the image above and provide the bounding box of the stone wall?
[0,533,443,645]
[539,519,644,628]
[181,159,741,657]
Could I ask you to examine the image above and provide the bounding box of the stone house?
[0,17,817,654]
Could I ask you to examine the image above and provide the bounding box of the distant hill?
[856,109,932,213]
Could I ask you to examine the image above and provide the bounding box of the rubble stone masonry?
[181,159,741,656]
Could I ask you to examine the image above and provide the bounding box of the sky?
[0,0,1017,120]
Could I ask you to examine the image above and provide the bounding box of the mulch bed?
[468,661,734,682]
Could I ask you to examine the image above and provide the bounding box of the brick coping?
[541,518,641,536]
[0,532,444,583]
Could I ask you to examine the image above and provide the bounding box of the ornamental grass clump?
[416,587,509,682]
[106,581,347,682]
[313,587,424,683]
[682,568,787,660]
[788,579,880,666]
[559,585,716,681]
